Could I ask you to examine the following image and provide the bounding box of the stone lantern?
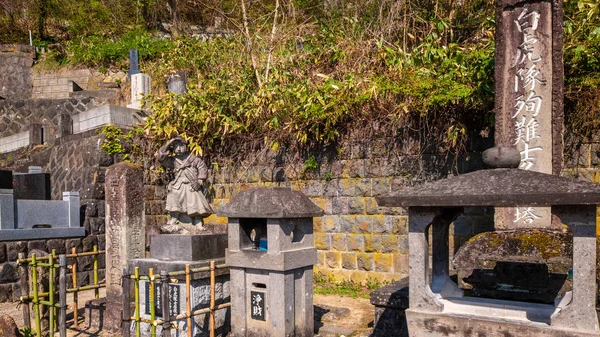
[218,187,323,337]
[376,160,600,337]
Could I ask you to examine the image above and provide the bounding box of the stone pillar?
[407,207,442,312]
[127,73,151,110]
[104,162,145,332]
[494,0,563,229]
[430,208,463,299]
[551,205,599,333]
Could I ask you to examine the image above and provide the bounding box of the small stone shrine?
[218,187,323,337]
[376,148,600,337]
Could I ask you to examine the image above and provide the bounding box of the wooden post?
[59,255,67,337]
[134,267,141,337]
[186,264,192,337]
[122,266,131,337]
[210,261,215,337]
[71,247,78,327]
[18,253,31,329]
[161,270,172,337]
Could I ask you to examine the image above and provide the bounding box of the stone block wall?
[191,137,491,285]
[0,45,35,100]
[32,69,92,99]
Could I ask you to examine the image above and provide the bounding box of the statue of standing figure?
[158,136,214,234]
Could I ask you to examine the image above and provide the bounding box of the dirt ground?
[0,289,374,337]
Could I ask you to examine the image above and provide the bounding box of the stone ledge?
[0,227,85,241]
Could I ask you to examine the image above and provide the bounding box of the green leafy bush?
[67,30,175,67]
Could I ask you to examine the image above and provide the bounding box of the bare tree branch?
[241,0,262,89]
[263,0,280,82]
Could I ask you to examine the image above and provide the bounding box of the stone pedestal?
[150,234,227,262]
[129,233,230,337]
[105,163,145,333]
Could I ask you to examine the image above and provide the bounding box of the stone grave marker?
[128,49,140,77]
[493,0,563,229]
[127,73,151,110]
[167,71,188,95]
[104,162,145,332]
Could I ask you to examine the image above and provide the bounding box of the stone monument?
[167,71,188,95]
[104,162,146,332]
[127,72,151,110]
[158,136,214,234]
[494,0,563,228]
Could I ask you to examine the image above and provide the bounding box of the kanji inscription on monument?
[494,0,563,228]
[250,291,266,321]
[145,283,181,317]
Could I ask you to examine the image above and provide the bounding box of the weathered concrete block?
[346,234,365,252]
[314,233,331,250]
[374,253,393,272]
[364,234,381,253]
[324,252,341,269]
[357,253,374,271]
[348,198,365,214]
[331,233,346,251]
[341,252,357,270]
[380,235,398,253]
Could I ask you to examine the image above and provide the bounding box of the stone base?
[85,298,106,330]
[104,299,122,333]
[405,309,600,337]
[369,278,409,337]
[128,258,231,337]
[150,234,228,262]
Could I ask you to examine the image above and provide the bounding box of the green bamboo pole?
[31,254,41,337]
[134,267,141,337]
[149,268,156,337]
[18,253,31,329]
[52,249,58,332]
[49,250,55,336]
[93,246,99,299]
[20,284,105,302]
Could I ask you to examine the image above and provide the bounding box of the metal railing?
[123,261,230,337]
[17,246,105,337]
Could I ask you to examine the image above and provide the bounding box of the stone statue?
[157,136,214,233]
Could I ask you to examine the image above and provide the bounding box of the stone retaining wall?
[0,98,107,140]
[32,69,92,99]
[0,45,35,100]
